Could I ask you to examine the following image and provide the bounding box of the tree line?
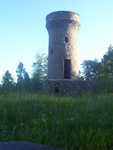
[82,45,113,93]
[0,45,113,93]
[0,53,47,92]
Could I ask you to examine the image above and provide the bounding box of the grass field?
[0,92,113,150]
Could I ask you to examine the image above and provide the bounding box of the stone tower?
[46,11,80,79]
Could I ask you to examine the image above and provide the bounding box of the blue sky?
[0,0,113,81]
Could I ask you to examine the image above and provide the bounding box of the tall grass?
[0,92,113,149]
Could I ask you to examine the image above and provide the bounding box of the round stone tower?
[46,11,80,79]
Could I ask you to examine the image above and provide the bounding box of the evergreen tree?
[16,62,31,90]
[2,70,14,91]
[23,70,31,90]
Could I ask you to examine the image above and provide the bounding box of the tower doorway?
[64,59,71,79]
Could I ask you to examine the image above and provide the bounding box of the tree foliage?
[82,45,113,92]
[32,53,48,81]
[16,62,31,91]
[32,53,48,90]
[0,53,48,92]
[82,59,100,81]
[2,70,14,91]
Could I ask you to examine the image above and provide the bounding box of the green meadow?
[0,92,113,150]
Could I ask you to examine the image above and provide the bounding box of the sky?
[0,0,113,81]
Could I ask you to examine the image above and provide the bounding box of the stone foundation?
[42,79,92,96]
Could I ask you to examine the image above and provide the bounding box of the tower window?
[65,36,69,43]
[64,59,71,79]
[50,48,53,55]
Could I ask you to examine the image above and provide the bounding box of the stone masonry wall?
[42,79,92,96]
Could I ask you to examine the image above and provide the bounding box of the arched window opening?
[65,36,69,43]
